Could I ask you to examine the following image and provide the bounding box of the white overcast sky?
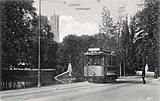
[33,0,143,42]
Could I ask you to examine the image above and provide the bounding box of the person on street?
[154,67,158,79]
[142,65,146,84]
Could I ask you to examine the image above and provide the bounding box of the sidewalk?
[136,71,155,77]
[118,71,160,85]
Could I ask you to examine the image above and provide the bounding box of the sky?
[33,0,143,42]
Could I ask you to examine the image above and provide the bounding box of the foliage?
[57,34,93,78]
[115,0,159,75]
[128,16,140,70]
[1,0,58,69]
[99,7,116,36]
[1,0,36,69]
[99,6,118,52]
[31,15,58,69]
[133,0,159,71]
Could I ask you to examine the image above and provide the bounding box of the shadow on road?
[85,75,159,85]
[90,76,144,84]
[114,80,142,84]
[88,80,142,84]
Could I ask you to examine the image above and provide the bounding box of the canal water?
[2,78,81,90]
[1,70,84,90]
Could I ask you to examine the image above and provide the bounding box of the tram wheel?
[104,75,117,83]
[111,75,117,82]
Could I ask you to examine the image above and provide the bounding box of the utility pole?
[117,21,121,77]
[0,0,2,91]
[117,5,126,77]
[159,27,160,77]
[38,0,41,87]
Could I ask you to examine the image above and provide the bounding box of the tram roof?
[84,52,109,55]
[84,48,112,56]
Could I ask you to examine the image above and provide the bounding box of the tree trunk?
[119,61,121,77]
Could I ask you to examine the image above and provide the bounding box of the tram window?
[101,56,105,66]
[107,57,111,66]
[87,57,94,65]
[94,56,101,65]
[111,58,115,66]
[112,57,117,66]
[87,55,103,65]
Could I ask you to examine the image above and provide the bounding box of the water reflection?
[2,81,32,90]
[2,77,82,90]
[55,77,76,84]
[2,63,81,90]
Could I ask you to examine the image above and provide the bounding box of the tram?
[84,48,118,82]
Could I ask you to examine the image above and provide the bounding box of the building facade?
[50,12,59,43]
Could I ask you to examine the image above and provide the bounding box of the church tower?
[50,12,59,43]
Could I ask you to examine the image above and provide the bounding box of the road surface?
[0,74,159,101]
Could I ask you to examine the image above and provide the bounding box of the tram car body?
[84,48,118,82]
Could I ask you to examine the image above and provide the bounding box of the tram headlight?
[92,72,95,75]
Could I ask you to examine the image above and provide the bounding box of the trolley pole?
[38,0,42,87]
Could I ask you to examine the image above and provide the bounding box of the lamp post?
[0,26,1,91]
[38,0,41,87]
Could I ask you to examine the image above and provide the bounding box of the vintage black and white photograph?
[0,0,159,101]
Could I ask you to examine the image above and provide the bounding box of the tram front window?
[87,55,103,66]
